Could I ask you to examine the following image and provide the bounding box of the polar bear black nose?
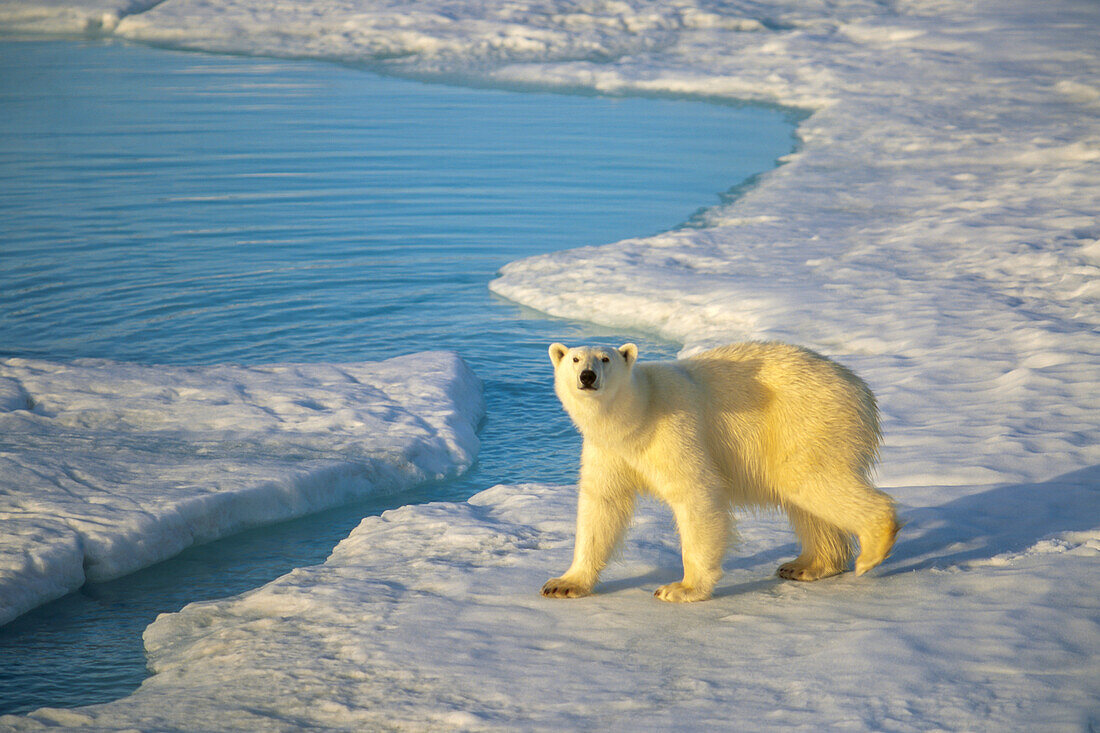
[579,369,597,387]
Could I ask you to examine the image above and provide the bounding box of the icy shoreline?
[20,0,1088,488]
[2,0,1098,728]
[0,353,483,626]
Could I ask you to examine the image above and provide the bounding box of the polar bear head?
[549,343,638,410]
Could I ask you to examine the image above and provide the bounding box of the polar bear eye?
[572,357,579,363]
[600,357,610,363]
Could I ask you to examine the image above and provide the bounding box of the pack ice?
[0,354,483,626]
[1,0,1098,728]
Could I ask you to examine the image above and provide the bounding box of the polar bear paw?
[776,559,843,581]
[654,582,711,603]
[541,577,592,599]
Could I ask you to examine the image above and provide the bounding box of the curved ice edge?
[0,0,166,36]
[0,350,485,627]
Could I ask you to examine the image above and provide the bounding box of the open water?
[0,38,794,714]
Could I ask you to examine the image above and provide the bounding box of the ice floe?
[0,353,483,626]
[1,0,1097,728]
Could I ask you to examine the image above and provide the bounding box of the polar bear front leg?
[542,471,636,599]
[655,494,731,603]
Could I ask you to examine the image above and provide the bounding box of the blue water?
[0,38,794,715]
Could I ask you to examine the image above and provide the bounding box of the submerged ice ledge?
[0,352,484,626]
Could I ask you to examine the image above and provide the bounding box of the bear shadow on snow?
[587,502,829,598]
[542,340,1094,601]
[594,565,781,600]
[590,464,1098,597]
[881,464,1099,575]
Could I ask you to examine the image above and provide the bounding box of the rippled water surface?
[0,38,794,714]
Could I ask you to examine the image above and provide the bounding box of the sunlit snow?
[1,0,1097,729]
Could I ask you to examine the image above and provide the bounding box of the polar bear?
[542,341,898,603]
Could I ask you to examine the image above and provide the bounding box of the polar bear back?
[640,342,881,501]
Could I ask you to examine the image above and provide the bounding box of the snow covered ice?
[0,354,483,626]
[2,0,1099,729]
[7,477,1099,730]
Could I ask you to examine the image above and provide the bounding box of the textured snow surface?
[4,479,1098,731]
[1,0,1098,728]
[0,353,483,626]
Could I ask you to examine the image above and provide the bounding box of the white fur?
[542,341,898,603]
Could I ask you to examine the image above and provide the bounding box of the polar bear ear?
[549,343,569,368]
[618,343,638,366]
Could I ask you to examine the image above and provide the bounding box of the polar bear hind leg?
[854,509,901,576]
[777,505,853,581]
[779,480,898,580]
